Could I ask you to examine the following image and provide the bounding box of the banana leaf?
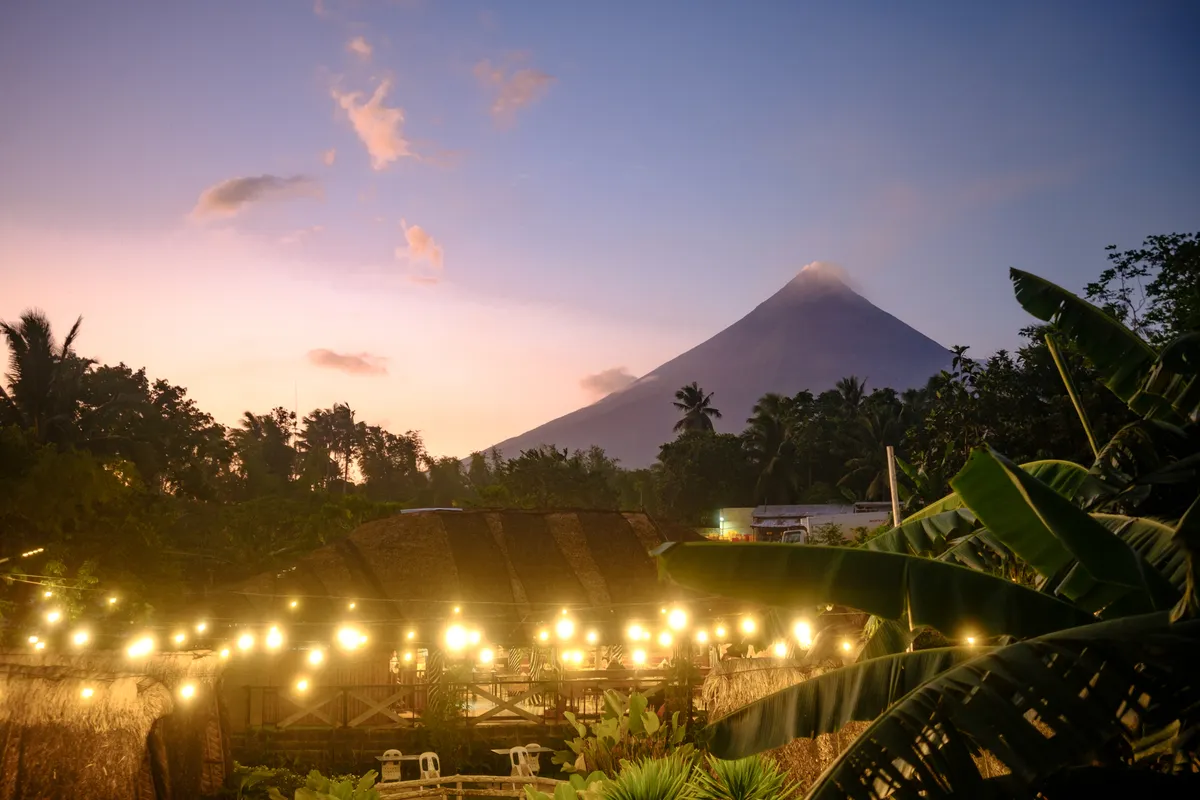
[856,618,912,661]
[807,613,1200,799]
[904,459,1090,523]
[863,509,978,556]
[653,542,1092,640]
[706,647,984,759]
[951,447,1178,614]
[1171,496,1200,621]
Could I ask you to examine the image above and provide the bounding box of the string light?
[794,621,813,648]
[289,600,299,609]
[237,633,254,651]
[772,641,788,658]
[265,626,284,650]
[740,616,756,635]
[34,641,46,651]
[347,602,356,610]
[631,649,647,666]
[966,636,976,646]
[27,635,38,644]
[179,683,196,700]
[479,648,494,665]
[586,630,598,644]
[657,631,673,647]
[219,648,231,659]
[695,630,708,644]
[43,590,53,599]
[195,622,207,634]
[173,632,187,646]
[72,630,89,647]
[406,630,415,640]
[841,640,852,652]
[666,608,688,631]
[453,606,461,614]
[336,627,363,651]
[555,618,575,640]
[295,678,309,692]
[626,624,644,641]
[127,636,154,658]
[308,649,325,666]
[445,624,468,651]
[107,596,118,606]
[81,687,95,700]
[45,610,62,625]
[403,651,413,663]
[714,625,727,639]
[537,630,549,642]
[468,630,482,645]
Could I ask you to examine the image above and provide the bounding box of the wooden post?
[886,445,901,528]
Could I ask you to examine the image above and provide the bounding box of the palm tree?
[834,375,868,415]
[673,382,722,433]
[0,310,92,444]
[744,393,800,503]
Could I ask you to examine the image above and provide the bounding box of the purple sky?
[1,0,1197,458]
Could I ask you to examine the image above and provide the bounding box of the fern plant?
[688,755,799,800]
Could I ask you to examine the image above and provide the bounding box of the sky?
[1,1,1198,459]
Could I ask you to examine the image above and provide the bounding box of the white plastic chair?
[524,743,541,775]
[509,746,534,778]
[379,749,403,783]
[419,751,441,780]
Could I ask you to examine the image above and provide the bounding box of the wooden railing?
[241,672,705,730]
[377,774,563,799]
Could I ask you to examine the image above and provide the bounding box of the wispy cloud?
[279,225,324,246]
[473,56,555,125]
[191,175,320,218]
[396,219,443,284]
[322,148,337,166]
[347,36,372,60]
[580,367,637,397]
[331,80,415,170]
[306,348,388,376]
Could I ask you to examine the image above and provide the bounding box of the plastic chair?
[379,749,403,783]
[509,746,534,778]
[524,743,541,775]
[419,751,441,780]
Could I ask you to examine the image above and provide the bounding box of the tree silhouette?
[672,382,722,433]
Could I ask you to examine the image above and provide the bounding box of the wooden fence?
[239,672,705,731]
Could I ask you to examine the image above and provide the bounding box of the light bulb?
[586,630,598,644]
[403,651,413,662]
[237,633,254,651]
[714,626,727,638]
[127,636,154,658]
[841,641,852,652]
[794,621,813,648]
[266,626,284,650]
[45,610,62,625]
[666,608,687,631]
[537,630,549,642]
[479,647,495,664]
[406,630,415,640]
[347,601,356,610]
[173,633,186,645]
[695,630,708,644]
[179,683,196,700]
[631,649,647,666]
[81,686,95,699]
[555,618,575,640]
[289,600,298,609]
[336,627,362,650]
[34,641,46,651]
[27,635,38,644]
[107,596,118,605]
[966,636,976,646]
[445,624,468,651]
[72,630,89,647]
[740,617,756,634]
[296,678,309,692]
[308,649,325,666]
[627,624,644,641]
[195,622,207,633]
[468,629,481,645]
[219,648,230,659]
[773,641,787,658]
[658,631,673,647]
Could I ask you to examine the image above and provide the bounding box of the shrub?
[602,753,695,800]
[554,691,691,777]
[688,755,799,800]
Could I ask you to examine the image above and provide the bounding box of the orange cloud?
[322,148,337,166]
[580,367,637,397]
[306,348,388,376]
[331,80,415,170]
[347,36,372,60]
[191,175,320,218]
[473,57,555,124]
[396,219,444,283]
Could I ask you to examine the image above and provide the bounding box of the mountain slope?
[488,269,953,468]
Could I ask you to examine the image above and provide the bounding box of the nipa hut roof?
[199,510,712,642]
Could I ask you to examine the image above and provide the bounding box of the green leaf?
[904,459,1090,522]
[642,710,661,735]
[706,647,983,758]
[626,692,648,735]
[553,783,579,800]
[807,613,1200,799]
[1010,268,1166,413]
[655,542,1092,639]
[1171,496,1200,621]
[862,509,978,556]
[856,618,912,661]
[355,770,377,792]
[951,448,1165,612]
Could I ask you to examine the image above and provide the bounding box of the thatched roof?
[199,510,710,642]
[0,652,224,800]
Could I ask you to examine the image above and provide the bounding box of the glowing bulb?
[45,610,62,625]
[173,633,186,645]
[966,636,976,646]
[643,630,652,641]
[27,635,38,644]
[348,601,356,610]
[336,627,362,650]
[179,683,196,700]
[715,626,727,639]
[658,631,673,647]
[289,600,298,609]
[296,678,309,692]
[572,649,584,664]
[773,641,788,658]
[445,624,468,651]
[627,624,644,641]
[406,630,415,640]
[479,647,494,665]
[72,630,89,647]
[841,641,852,652]
[555,618,575,640]
[266,626,283,650]
[468,629,481,645]
[740,616,756,634]
[660,607,666,614]
[195,622,207,633]
[237,633,254,651]
[81,687,94,699]
[219,648,230,659]
[107,596,118,605]
[34,641,45,651]
[127,636,154,658]
[537,630,549,642]
[666,608,687,631]
[43,590,53,598]
[586,630,598,644]
[695,630,708,644]
[794,621,813,648]
[403,651,413,662]
[308,649,325,666]
[453,606,461,614]
[631,649,647,666]
[359,633,368,645]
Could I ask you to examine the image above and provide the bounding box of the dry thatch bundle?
[702,656,870,793]
[0,652,226,800]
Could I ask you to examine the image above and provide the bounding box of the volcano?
[488,267,953,468]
